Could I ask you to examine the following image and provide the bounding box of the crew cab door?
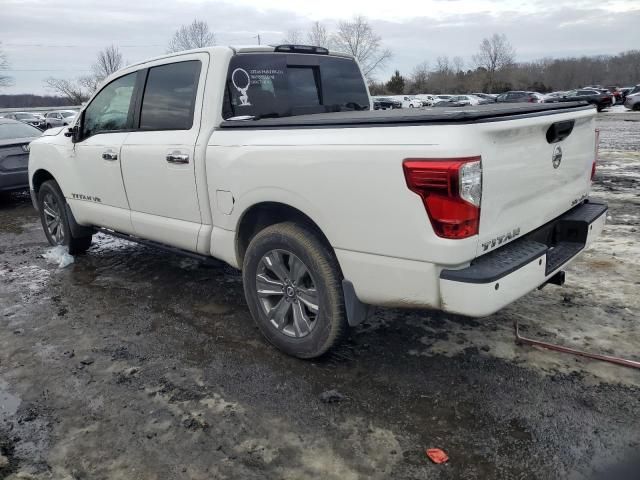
[69,71,139,234]
[120,56,206,252]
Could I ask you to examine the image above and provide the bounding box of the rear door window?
[223,53,369,119]
[139,60,201,131]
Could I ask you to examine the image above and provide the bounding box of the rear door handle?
[102,150,118,161]
[166,152,189,164]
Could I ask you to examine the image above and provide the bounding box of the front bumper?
[439,200,607,317]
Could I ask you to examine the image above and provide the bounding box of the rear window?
[222,53,369,120]
[0,122,42,140]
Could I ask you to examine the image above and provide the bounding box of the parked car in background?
[414,94,437,106]
[2,112,46,130]
[0,118,42,192]
[496,91,543,103]
[624,85,640,97]
[389,96,423,108]
[44,110,77,129]
[624,92,640,111]
[432,95,466,107]
[471,93,497,102]
[449,95,476,106]
[373,97,402,110]
[547,89,613,112]
[606,86,623,104]
[542,91,566,102]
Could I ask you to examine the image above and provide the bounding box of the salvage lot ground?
[0,109,638,479]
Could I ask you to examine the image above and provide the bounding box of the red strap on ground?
[426,448,449,464]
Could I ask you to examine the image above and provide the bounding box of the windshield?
[223,53,370,120]
[0,122,42,140]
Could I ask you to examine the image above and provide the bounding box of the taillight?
[592,128,600,181]
[403,157,482,239]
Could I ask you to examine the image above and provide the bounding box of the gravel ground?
[0,111,639,480]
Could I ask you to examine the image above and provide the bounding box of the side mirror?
[64,125,80,142]
[67,111,84,143]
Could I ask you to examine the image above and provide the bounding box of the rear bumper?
[439,200,607,317]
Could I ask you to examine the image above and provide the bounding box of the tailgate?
[477,108,597,256]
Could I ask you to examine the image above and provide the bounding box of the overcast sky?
[1,0,639,95]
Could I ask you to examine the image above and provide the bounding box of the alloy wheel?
[42,192,65,244]
[256,249,319,338]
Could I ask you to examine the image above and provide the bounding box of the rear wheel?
[37,180,92,255]
[242,222,348,358]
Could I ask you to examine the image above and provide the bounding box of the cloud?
[0,0,638,94]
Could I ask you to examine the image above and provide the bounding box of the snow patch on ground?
[42,246,74,268]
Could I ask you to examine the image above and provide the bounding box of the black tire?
[37,180,92,255]
[45,124,51,129]
[242,222,348,359]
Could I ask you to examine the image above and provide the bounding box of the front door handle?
[166,151,189,164]
[102,150,118,161]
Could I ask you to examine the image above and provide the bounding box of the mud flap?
[64,203,95,238]
[342,280,370,327]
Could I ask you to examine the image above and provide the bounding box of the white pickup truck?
[29,45,607,358]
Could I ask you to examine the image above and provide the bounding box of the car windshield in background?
[61,111,76,118]
[14,113,38,120]
[222,53,369,120]
[0,122,42,140]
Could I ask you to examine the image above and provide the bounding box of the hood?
[42,126,65,137]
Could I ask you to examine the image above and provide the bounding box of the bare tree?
[409,61,429,93]
[282,29,304,44]
[0,42,12,89]
[472,33,516,93]
[43,78,89,104]
[93,45,123,82]
[43,45,125,103]
[167,19,216,53]
[452,56,464,73]
[306,21,330,48]
[331,16,392,79]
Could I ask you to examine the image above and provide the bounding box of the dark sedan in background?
[0,118,42,192]
[2,112,46,130]
[373,97,402,110]
[546,89,613,111]
[495,91,543,103]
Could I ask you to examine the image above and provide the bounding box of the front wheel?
[242,222,348,358]
[37,180,92,255]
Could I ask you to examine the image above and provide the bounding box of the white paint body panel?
[28,46,604,316]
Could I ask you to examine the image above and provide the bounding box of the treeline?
[371,50,640,95]
[0,94,72,108]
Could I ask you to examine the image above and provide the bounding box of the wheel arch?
[235,202,335,269]
[31,168,56,193]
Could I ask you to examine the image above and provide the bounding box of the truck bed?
[220,102,593,129]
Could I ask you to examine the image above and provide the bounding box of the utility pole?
[254,34,261,45]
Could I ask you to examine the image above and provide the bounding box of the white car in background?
[390,95,423,108]
[44,110,78,129]
[414,94,437,107]
[452,95,483,106]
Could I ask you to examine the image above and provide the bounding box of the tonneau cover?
[220,102,593,129]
